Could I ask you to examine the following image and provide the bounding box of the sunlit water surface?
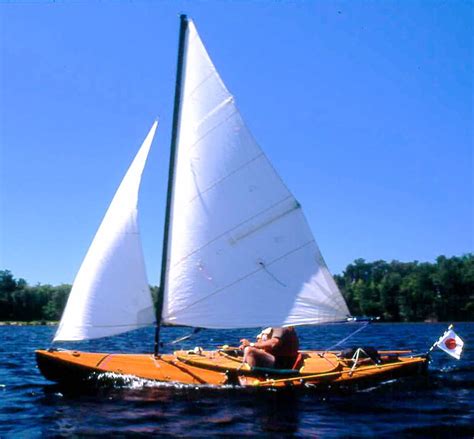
[1,323,473,437]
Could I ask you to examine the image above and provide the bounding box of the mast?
[154,14,188,355]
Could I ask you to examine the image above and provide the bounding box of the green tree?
[336,254,473,322]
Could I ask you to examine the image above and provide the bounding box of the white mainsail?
[162,21,350,328]
[54,122,157,341]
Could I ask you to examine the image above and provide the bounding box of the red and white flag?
[436,329,464,360]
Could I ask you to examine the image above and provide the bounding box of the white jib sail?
[54,122,158,341]
[162,21,350,328]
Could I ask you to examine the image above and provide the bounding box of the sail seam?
[195,96,234,130]
[188,152,265,203]
[186,71,220,100]
[185,107,238,153]
[170,195,294,268]
[163,239,315,319]
[187,22,230,95]
[230,201,300,243]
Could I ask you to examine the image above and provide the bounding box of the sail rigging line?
[323,321,371,352]
[163,239,316,322]
[258,261,287,287]
[159,327,203,347]
[155,14,189,356]
[170,195,295,268]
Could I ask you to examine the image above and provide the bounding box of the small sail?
[54,122,158,341]
[162,21,350,328]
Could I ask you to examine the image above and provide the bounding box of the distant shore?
[2,254,473,324]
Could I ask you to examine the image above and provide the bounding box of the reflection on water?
[39,384,302,436]
[256,389,300,434]
[1,323,473,437]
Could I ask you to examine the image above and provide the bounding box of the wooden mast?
[154,14,188,355]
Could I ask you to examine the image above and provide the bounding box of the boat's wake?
[86,370,433,396]
[91,372,236,391]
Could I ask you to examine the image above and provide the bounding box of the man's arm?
[240,337,281,351]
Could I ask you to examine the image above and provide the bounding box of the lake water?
[1,323,473,437]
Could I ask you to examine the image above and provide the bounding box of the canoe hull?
[36,350,229,386]
[36,348,428,389]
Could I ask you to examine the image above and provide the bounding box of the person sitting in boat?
[239,326,299,369]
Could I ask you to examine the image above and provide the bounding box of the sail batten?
[54,122,158,342]
[170,194,294,268]
[162,21,350,329]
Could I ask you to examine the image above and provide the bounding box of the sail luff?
[154,14,189,354]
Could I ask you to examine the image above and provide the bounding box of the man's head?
[256,327,273,341]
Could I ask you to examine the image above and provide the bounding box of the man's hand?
[239,338,251,350]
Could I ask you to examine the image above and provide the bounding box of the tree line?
[1,254,472,323]
[334,254,473,322]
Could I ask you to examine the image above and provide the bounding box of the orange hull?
[36,350,228,386]
[36,348,428,388]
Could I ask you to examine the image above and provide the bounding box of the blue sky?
[0,0,472,286]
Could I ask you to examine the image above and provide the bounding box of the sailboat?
[36,16,428,388]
